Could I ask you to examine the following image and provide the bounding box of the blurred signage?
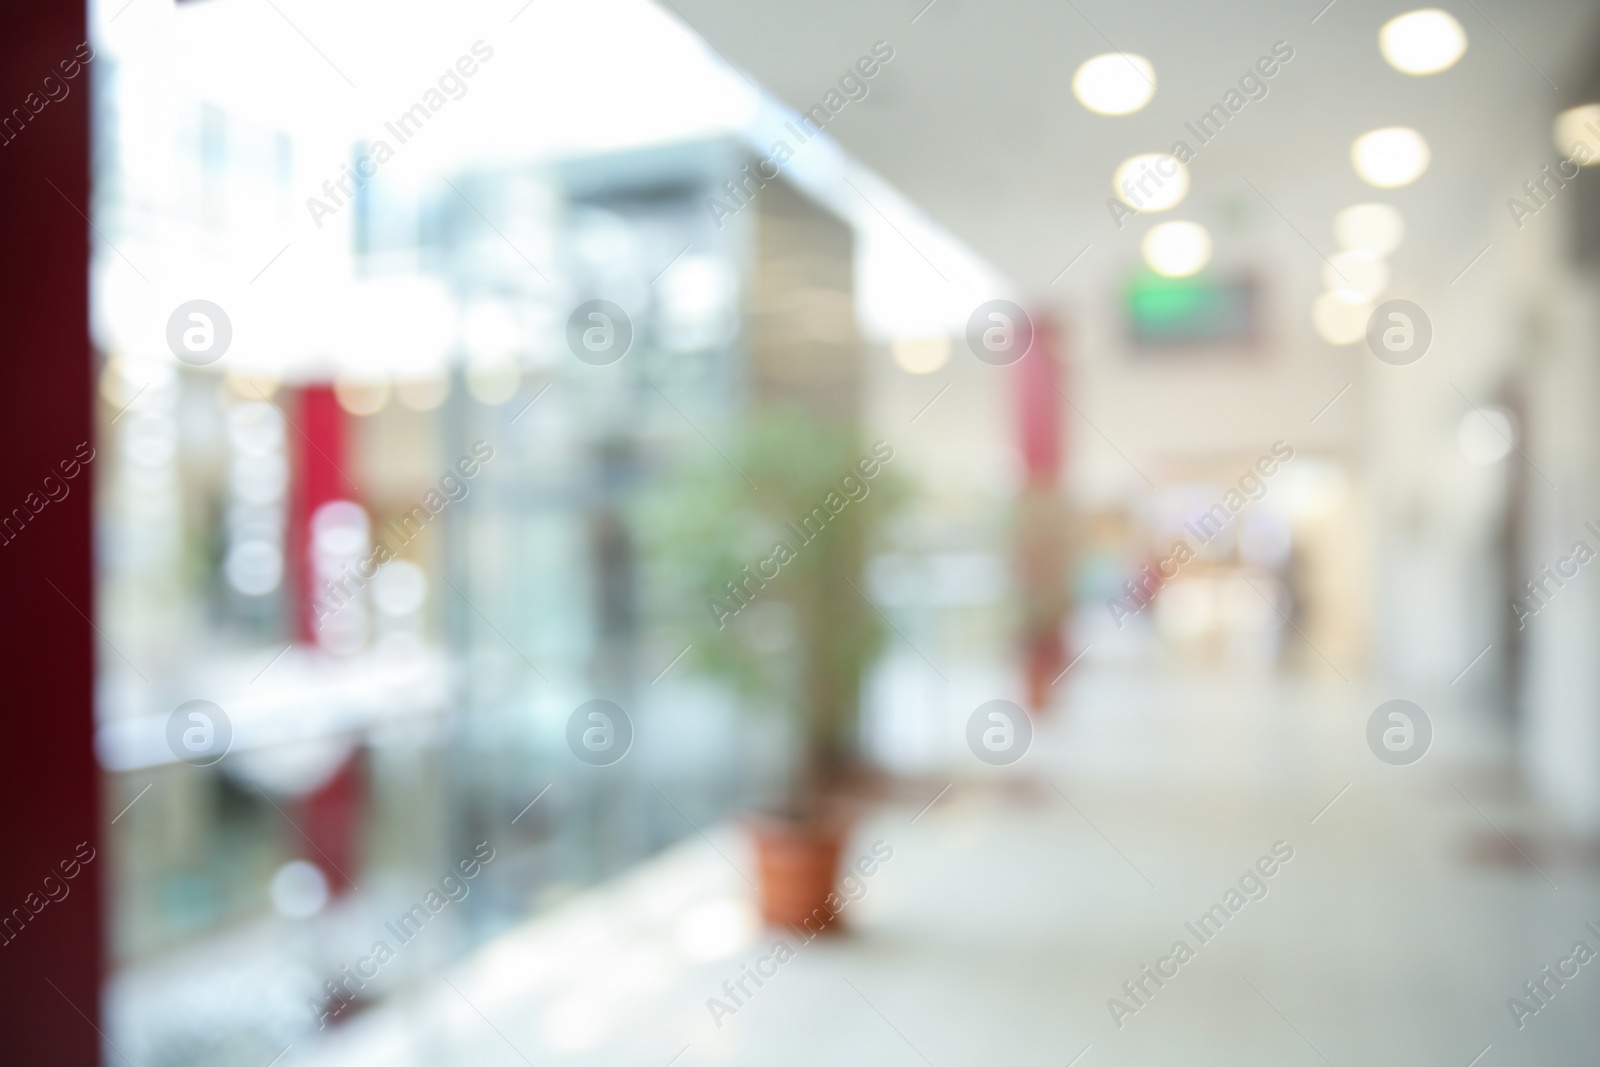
[1125,270,1256,349]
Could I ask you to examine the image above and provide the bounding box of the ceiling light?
[1311,291,1371,345]
[1553,103,1600,164]
[1073,53,1156,116]
[1141,221,1212,277]
[397,371,451,412]
[333,373,390,416]
[467,356,520,405]
[1458,407,1515,465]
[1379,9,1467,75]
[1323,251,1389,301]
[1351,127,1430,188]
[1334,203,1404,255]
[225,368,283,401]
[1113,153,1188,211]
[891,336,951,374]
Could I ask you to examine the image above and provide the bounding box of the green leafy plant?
[636,407,898,819]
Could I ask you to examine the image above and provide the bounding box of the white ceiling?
[659,0,1600,300]
[97,0,1600,366]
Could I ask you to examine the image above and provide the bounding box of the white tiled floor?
[303,664,1600,1066]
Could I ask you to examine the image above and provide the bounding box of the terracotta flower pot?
[748,819,847,935]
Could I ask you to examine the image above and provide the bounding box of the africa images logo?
[966,700,1033,765]
[565,699,633,766]
[166,700,233,768]
[1365,699,1431,765]
[166,300,232,366]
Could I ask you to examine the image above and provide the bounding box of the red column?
[290,383,350,642]
[1018,319,1063,484]
[0,5,100,1060]
[286,383,364,895]
[1015,318,1071,711]
[302,755,366,898]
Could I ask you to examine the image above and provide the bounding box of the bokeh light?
[1072,53,1156,115]
[1351,127,1430,188]
[1113,153,1189,211]
[1334,203,1405,255]
[1141,221,1212,277]
[1379,9,1467,75]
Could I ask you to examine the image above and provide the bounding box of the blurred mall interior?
[9,0,1600,1062]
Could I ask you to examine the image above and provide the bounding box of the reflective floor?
[295,662,1600,1066]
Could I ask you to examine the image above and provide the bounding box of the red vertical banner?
[302,754,366,899]
[290,384,350,643]
[1018,318,1063,485]
[285,383,363,896]
[1014,318,1071,711]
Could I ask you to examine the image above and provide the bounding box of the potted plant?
[636,406,896,931]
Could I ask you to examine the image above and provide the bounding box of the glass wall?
[94,90,783,1067]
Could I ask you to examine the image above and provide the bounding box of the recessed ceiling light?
[1141,221,1211,277]
[1334,203,1404,255]
[1553,103,1600,164]
[1323,251,1389,301]
[333,373,390,416]
[1311,291,1371,345]
[466,357,520,405]
[396,371,451,412]
[1351,127,1430,188]
[891,336,951,374]
[1112,153,1188,211]
[1379,9,1467,75]
[1073,53,1156,116]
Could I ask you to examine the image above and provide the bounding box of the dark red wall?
[0,4,101,1063]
